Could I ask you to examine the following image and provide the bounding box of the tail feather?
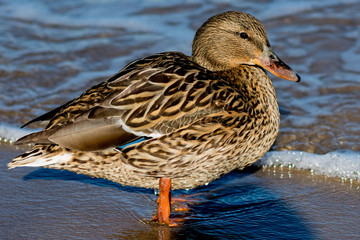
[8,145,72,169]
[15,130,55,145]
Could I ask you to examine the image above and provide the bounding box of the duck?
[8,11,300,226]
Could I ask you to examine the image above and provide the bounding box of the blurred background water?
[1,0,359,239]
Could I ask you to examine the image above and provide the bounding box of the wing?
[16,52,237,151]
[120,111,250,178]
[20,103,69,128]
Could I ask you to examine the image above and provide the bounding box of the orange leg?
[151,178,178,226]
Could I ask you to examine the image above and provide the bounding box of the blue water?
[1,0,360,239]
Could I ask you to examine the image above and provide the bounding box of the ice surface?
[258,151,360,181]
[0,124,39,144]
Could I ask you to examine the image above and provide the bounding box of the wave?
[258,151,360,182]
[0,123,39,144]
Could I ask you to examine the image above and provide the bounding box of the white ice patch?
[0,123,40,144]
[257,151,360,181]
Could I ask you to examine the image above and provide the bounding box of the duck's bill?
[253,48,301,82]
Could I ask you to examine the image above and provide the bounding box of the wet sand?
[2,144,359,239]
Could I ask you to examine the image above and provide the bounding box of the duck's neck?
[215,65,279,120]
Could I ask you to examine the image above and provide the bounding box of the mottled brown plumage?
[8,11,300,225]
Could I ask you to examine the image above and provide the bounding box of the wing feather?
[121,111,246,178]
[16,52,236,151]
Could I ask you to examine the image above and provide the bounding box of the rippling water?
[1,0,360,239]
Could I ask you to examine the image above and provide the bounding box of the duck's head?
[192,11,300,82]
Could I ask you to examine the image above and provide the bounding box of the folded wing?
[16,52,234,151]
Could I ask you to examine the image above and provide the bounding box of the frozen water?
[258,151,360,181]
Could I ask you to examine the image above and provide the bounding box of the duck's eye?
[239,32,248,39]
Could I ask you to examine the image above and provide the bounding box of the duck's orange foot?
[171,193,204,212]
[151,213,179,226]
[171,198,191,212]
[151,177,180,226]
[151,178,203,226]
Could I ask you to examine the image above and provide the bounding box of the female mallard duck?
[9,11,300,225]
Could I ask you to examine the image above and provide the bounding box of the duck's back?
[15,52,227,151]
